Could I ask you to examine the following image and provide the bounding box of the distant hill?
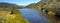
[0,2,18,8]
[0,2,25,9]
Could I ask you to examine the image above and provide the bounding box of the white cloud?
[18,4,28,6]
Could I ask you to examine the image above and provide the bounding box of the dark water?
[18,8,48,23]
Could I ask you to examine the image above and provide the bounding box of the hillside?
[0,2,30,23]
[26,0,60,15]
[0,2,23,9]
[0,2,17,8]
[26,0,60,23]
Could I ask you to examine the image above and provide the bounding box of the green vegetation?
[0,10,30,23]
[26,0,60,17]
[25,0,60,23]
[1,0,60,23]
[0,2,30,23]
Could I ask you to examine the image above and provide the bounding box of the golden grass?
[0,10,30,23]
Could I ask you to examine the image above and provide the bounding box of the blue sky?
[0,0,41,5]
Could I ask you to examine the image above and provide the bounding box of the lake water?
[18,8,48,23]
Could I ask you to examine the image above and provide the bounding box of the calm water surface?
[18,8,48,23]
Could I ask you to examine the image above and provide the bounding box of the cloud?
[18,4,28,6]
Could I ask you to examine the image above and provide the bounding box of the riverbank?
[0,9,30,23]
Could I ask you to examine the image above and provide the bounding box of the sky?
[0,0,41,5]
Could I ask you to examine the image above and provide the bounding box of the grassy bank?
[0,9,30,23]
